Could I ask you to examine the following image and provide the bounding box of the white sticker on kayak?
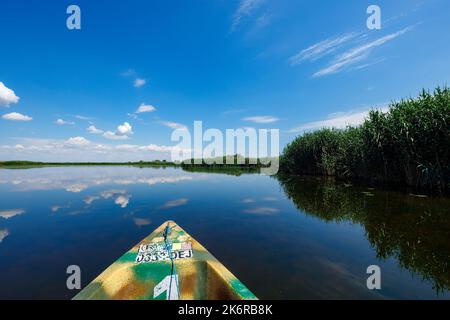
[135,242,193,263]
[154,275,179,300]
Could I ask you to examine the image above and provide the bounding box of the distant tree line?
[180,154,272,168]
[0,160,178,167]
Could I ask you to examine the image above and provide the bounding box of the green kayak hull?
[73,221,257,300]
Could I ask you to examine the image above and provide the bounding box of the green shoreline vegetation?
[0,155,271,170]
[2,87,449,192]
[0,160,178,169]
[279,87,450,193]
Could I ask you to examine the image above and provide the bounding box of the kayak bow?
[73,220,257,300]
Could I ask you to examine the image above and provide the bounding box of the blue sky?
[0,0,449,161]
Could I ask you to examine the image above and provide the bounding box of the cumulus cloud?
[102,131,129,140]
[66,136,90,146]
[2,112,32,121]
[102,122,133,140]
[242,115,279,124]
[135,103,156,114]
[0,137,192,162]
[0,82,20,107]
[87,125,103,134]
[117,122,133,135]
[0,139,186,154]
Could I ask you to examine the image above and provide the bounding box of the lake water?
[0,166,449,300]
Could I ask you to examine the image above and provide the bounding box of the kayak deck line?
[73,220,257,300]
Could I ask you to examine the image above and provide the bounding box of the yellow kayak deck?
[73,220,257,300]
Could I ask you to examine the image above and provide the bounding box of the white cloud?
[102,122,133,140]
[103,131,128,140]
[115,194,131,208]
[134,78,146,88]
[231,0,265,32]
[87,125,103,134]
[289,33,358,65]
[0,82,20,107]
[135,103,156,114]
[160,198,189,210]
[242,115,279,124]
[290,107,390,133]
[313,27,413,77]
[0,229,9,243]
[51,204,70,212]
[2,112,32,121]
[65,183,88,193]
[66,136,90,146]
[0,137,192,162]
[0,168,197,193]
[117,122,133,135]
[159,121,188,130]
[122,69,147,88]
[116,144,189,153]
[55,118,74,126]
[101,189,131,208]
[243,207,280,215]
[0,209,25,219]
[84,195,100,205]
[133,218,151,227]
[74,115,94,121]
[137,176,193,186]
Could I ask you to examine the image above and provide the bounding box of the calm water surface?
[0,166,449,299]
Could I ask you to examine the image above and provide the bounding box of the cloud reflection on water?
[0,167,197,193]
[0,229,9,243]
[0,209,25,219]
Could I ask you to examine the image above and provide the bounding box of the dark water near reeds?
[0,166,449,299]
